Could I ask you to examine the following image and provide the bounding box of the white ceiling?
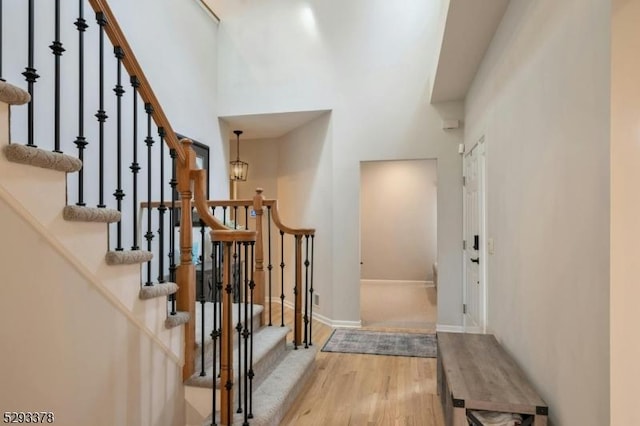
[430,0,510,103]
[219,110,330,140]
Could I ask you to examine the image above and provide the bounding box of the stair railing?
[185,139,256,425]
[1,0,209,382]
[2,1,316,424]
[191,189,316,348]
[144,187,317,424]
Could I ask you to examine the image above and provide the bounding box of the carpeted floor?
[321,328,437,358]
[360,281,437,330]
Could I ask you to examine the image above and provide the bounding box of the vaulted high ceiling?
[430,0,510,103]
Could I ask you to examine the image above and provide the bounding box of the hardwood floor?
[264,303,445,426]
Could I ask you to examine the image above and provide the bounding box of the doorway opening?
[359,159,438,330]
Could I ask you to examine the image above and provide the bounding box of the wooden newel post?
[177,138,196,380]
[294,234,303,347]
[253,188,266,325]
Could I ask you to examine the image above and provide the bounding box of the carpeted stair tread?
[3,144,82,172]
[105,250,153,265]
[63,205,121,223]
[0,80,31,105]
[165,311,190,329]
[202,344,318,426]
[186,325,290,389]
[139,282,178,300]
[193,303,264,375]
[195,303,264,346]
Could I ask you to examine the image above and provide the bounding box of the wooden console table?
[437,332,548,426]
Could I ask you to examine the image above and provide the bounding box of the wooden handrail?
[263,199,315,236]
[191,168,256,241]
[140,199,256,209]
[87,0,186,164]
[141,194,316,237]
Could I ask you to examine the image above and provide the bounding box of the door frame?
[358,159,438,327]
[462,136,488,333]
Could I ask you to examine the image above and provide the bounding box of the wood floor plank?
[262,303,444,426]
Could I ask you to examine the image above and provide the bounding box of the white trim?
[311,312,333,328]
[462,136,488,334]
[361,279,432,287]
[436,324,465,333]
[0,184,183,366]
[331,319,363,328]
[463,325,483,334]
[311,312,363,329]
[270,297,362,328]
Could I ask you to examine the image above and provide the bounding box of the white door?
[463,140,486,332]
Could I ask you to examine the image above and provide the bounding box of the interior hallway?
[360,282,437,331]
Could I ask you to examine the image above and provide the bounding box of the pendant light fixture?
[230,130,248,181]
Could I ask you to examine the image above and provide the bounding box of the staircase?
[0,82,187,425]
[184,304,316,426]
[0,1,317,425]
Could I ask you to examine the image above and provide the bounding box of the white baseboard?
[361,279,433,287]
[436,324,465,333]
[331,319,362,328]
[269,297,362,329]
[463,325,484,334]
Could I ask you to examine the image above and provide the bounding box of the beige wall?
[611,0,640,424]
[230,115,333,318]
[276,113,334,319]
[0,197,183,426]
[465,0,610,424]
[360,160,437,282]
[216,0,464,327]
[233,137,279,202]
[1,92,184,424]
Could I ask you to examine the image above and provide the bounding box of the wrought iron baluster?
[221,241,234,425]
[130,76,140,250]
[169,148,177,314]
[95,12,107,208]
[304,234,310,349]
[309,234,315,346]
[280,230,285,327]
[144,103,154,286]
[294,235,299,350]
[50,0,65,153]
[267,206,273,326]
[157,128,167,283]
[199,219,206,378]
[236,242,243,414]
[211,239,219,425]
[242,242,250,425]
[23,0,39,147]
[248,242,255,420]
[216,240,223,382]
[74,0,88,205]
[113,46,125,251]
[233,206,238,229]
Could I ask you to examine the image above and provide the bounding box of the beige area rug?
[360,281,437,330]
